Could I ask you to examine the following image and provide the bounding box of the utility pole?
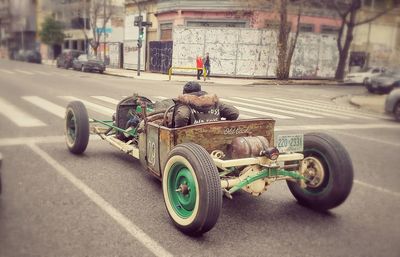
[83,0,87,54]
[137,13,142,76]
[103,0,106,61]
[134,12,152,76]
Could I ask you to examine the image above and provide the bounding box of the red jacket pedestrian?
[196,55,203,80]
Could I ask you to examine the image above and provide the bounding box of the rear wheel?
[287,133,353,211]
[81,65,86,72]
[162,143,222,236]
[65,101,90,154]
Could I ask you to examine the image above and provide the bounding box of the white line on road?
[221,98,321,118]
[14,69,34,75]
[0,68,14,74]
[354,180,400,197]
[32,70,51,76]
[329,130,400,147]
[28,143,173,257]
[219,99,293,119]
[253,97,349,119]
[0,135,100,146]
[22,96,66,118]
[59,96,115,116]
[275,123,400,131]
[0,97,46,127]
[91,96,120,105]
[276,96,382,120]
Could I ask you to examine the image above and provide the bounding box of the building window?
[186,21,246,28]
[160,23,172,41]
[321,25,339,34]
[299,23,314,33]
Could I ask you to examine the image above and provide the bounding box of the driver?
[173,81,239,128]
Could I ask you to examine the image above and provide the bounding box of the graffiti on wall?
[172,27,338,78]
[149,41,173,73]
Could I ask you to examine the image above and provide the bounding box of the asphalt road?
[0,59,399,257]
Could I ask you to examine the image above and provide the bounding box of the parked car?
[14,49,42,64]
[385,88,400,121]
[72,54,105,73]
[344,67,385,84]
[56,49,84,69]
[366,70,400,94]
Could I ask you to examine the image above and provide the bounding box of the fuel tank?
[229,136,270,159]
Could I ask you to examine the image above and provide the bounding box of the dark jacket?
[173,91,239,128]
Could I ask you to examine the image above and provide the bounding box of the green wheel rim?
[167,163,197,218]
[66,111,77,144]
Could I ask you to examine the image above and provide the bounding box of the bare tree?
[82,0,115,56]
[331,0,399,80]
[276,0,302,80]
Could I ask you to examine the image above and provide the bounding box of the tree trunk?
[276,0,288,80]
[335,10,356,80]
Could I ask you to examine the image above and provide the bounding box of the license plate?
[276,134,304,153]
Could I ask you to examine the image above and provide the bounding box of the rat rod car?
[64,95,353,236]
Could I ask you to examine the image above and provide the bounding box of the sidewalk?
[104,67,340,86]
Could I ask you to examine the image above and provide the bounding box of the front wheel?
[287,133,353,211]
[65,101,90,154]
[162,143,222,236]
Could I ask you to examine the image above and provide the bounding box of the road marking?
[254,97,349,119]
[28,143,173,257]
[22,96,65,118]
[59,96,114,116]
[221,98,321,118]
[273,97,377,120]
[32,70,51,76]
[14,69,34,75]
[0,68,14,74]
[329,130,400,147]
[232,97,322,119]
[354,180,400,197]
[275,123,400,131]
[0,97,46,127]
[219,98,293,119]
[286,97,381,119]
[91,96,120,105]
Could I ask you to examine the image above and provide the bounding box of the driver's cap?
[183,81,201,94]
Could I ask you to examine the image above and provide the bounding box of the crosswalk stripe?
[59,96,114,116]
[291,98,381,119]
[253,97,350,119]
[22,96,65,118]
[231,97,323,118]
[275,123,400,131]
[220,98,293,119]
[0,97,46,127]
[32,70,51,76]
[14,69,34,75]
[91,96,120,105]
[222,103,293,119]
[273,97,376,120]
[0,68,14,74]
[293,98,360,111]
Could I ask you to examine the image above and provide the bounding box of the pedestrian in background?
[196,55,203,80]
[204,52,210,79]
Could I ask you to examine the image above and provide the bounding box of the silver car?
[367,70,400,94]
[385,88,400,121]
